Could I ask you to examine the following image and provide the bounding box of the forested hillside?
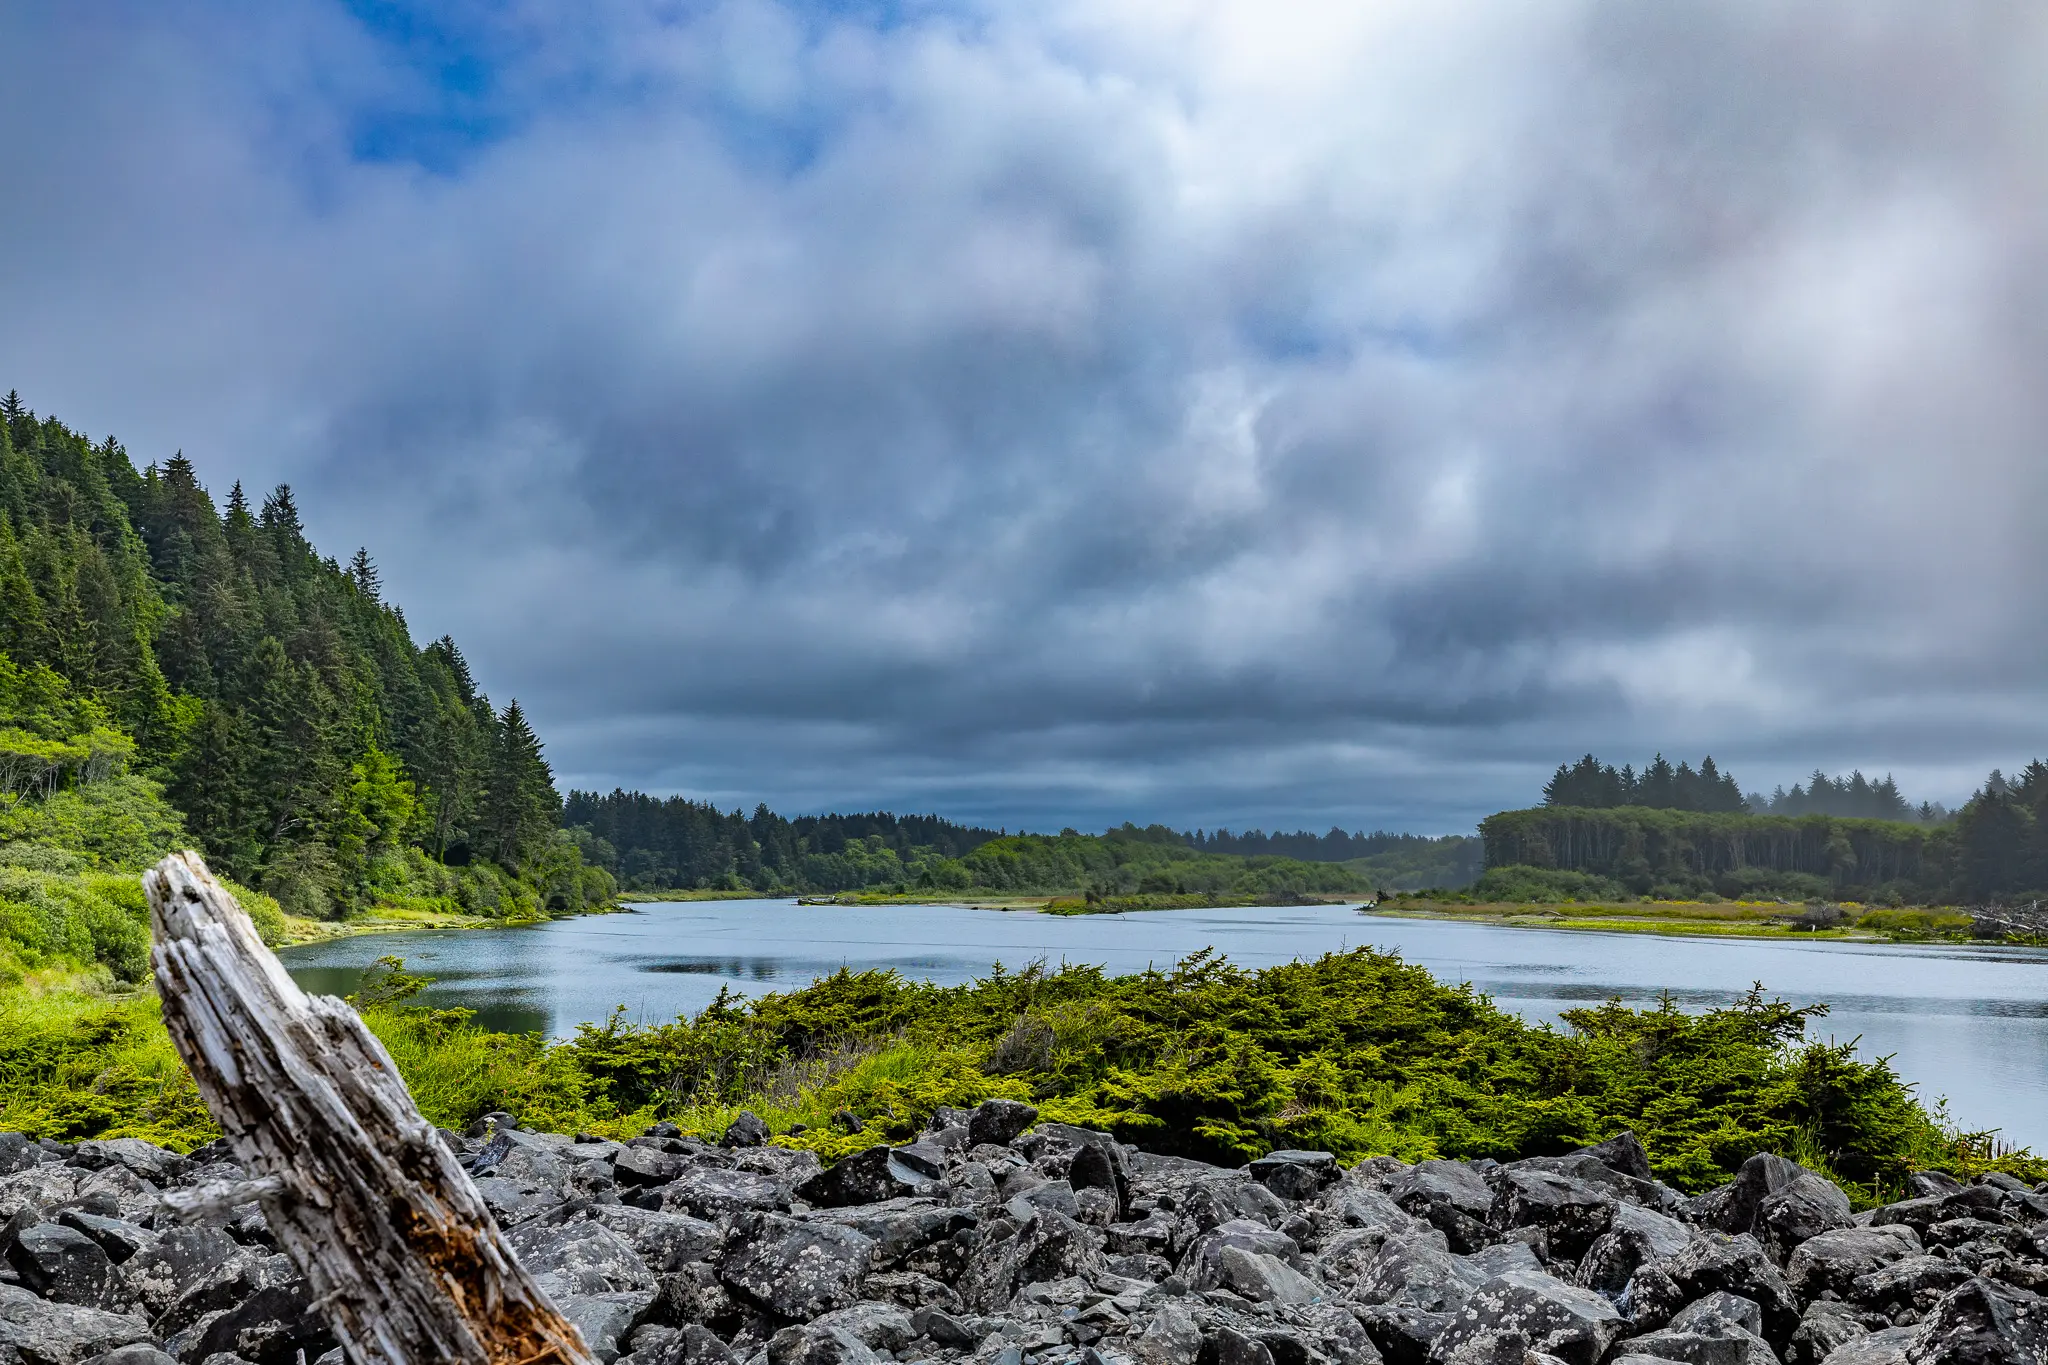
[1179,827,1482,889]
[0,391,611,923]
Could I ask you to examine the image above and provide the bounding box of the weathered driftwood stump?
[145,850,597,1365]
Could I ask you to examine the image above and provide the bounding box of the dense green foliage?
[1185,829,1482,890]
[1489,770,2048,902]
[0,391,610,919]
[33,947,2014,1202]
[913,825,1363,898]
[1482,806,1942,902]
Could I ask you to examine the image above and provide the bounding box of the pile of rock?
[6,1106,2048,1365]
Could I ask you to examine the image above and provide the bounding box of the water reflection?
[278,900,2048,1142]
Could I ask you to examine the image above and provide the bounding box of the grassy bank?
[1370,896,1984,943]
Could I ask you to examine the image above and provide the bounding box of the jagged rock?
[1184,1178,1289,1233]
[1821,1327,1916,1365]
[1792,1303,1888,1365]
[1577,1203,1694,1296]
[1909,1175,1967,1200]
[0,1136,37,1179]
[56,1215,150,1268]
[1250,1153,1339,1202]
[1135,1303,1206,1365]
[655,1263,742,1333]
[631,1322,737,1365]
[69,1142,188,1188]
[1007,1181,1082,1223]
[188,1274,336,1365]
[1389,1163,1495,1255]
[967,1101,1039,1150]
[1611,1330,1755,1365]
[893,1142,950,1181]
[1070,1143,1133,1222]
[1489,1168,1616,1260]
[588,1205,725,1272]
[767,1323,879,1365]
[1628,1234,1801,1347]
[866,1269,960,1311]
[117,1226,238,1322]
[1847,1257,1974,1316]
[1691,1155,1854,1265]
[1672,1292,1766,1339]
[77,1346,177,1365]
[663,1167,793,1221]
[797,1149,920,1209]
[1203,1324,1276,1365]
[1617,1293,1780,1365]
[719,1211,876,1320]
[1355,1305,1451,1365]
[1788,1226,1925,1301]
[1313,1187,1433,1249]
[1426,1269,1625,1365]
[1180,1221,1305,1291]
[509,1219,659,1295]
[1578,1133,1655,1182]
[1355,1234,1486,1313]
[1900,1276,2048,1365]
[557,1290,658,1365]
[1217,1245,1321,1304]
[0,1284,152,1365]
[722,1113,771,1149]
[617,1146,688,1188]
[959,1209,1105,1311]
[811,1202,977,1273]
[808,1301,915,1351]
[7,1224,117,1308]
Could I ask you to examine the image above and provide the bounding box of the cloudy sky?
[1,1,2041,834]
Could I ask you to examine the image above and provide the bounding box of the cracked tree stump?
[145,850,597,1365]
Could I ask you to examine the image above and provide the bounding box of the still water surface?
[279,900,2048,1143]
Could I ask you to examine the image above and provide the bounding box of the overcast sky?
[1,1,2041,834]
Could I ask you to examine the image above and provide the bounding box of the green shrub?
[1470,865,1628,903]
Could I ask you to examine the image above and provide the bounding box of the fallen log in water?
[145,849,597,1365]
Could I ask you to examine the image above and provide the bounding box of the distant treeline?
[1542,754,1746,812]
[1183,827,1448,861]
[1747,770,1949,824]
[562,790,1006,893]
[1485,761,2048,902]
[1541,752,1948,824]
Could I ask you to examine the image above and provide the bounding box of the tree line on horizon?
[1541,751,1950,824]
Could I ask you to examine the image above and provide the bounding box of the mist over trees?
[1747,770,1950,824]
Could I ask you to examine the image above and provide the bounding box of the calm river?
[278,900,2048,1145]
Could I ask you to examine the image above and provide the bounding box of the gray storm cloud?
[0,0,2041,831]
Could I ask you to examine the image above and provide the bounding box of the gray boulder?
[77,1347,178,1365]
[1791,1303,1887,1365]
[1627,1233,1800,1347]
[1427,1269,1625,1365]
[1847,1257,1974,1317]
[0,1135,37,1178]
[8,1224,117,1308]
[556,1290,657,1365]
[56,1215,151,1269]
[1186,1178,1290,1233]
[722,1113,771,1149]
[795,1149,919,1209]
[807,1301,915,1352]
[1787,1226,1924,1302]
[1217,1246,1323,1305]
[1136,1303,1205,1365]
[1489,1167,1616,1260]
[1204,1324,1276,1365]
[719,1211,876,1320]
[1901,1276,2048,1365]
[766,1323,878,1365]
[117,1226,239,1322]
[187,1274,335,1365]
[1180,1220,1305,1291]
[0,1284,152,1365]
[958,1208,1105,1311]
[1691,1155,1853,1265]
[966,1101,1038,1149]
[1577,1203,1694,1296]
[662,1167,791,1221]
[1823,1328,1916,1365]
[1672,1292,1766,1340]
[1251,1152,1340,1203]
[1355,1233,1487,1313]
[508,1219,658,1295]
[1388,1163,1494,1254]
[587,1206,724,1272]
[1578,1133,1655,1182]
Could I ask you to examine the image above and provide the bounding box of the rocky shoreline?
[5,1103,2047,1365]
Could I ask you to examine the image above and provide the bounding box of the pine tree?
[348,548,381,600]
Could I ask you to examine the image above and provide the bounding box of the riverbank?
[1365,897,1983,943]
